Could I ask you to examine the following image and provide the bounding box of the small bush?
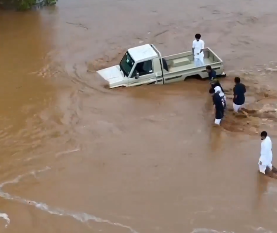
[17,0,36,10]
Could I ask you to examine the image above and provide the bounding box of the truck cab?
[97,44,162,88]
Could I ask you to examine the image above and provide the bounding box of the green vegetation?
[1,0,57,10]
[46,0,57,5]
[17,0,36,10]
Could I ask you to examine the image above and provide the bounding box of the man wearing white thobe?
[259,131,277,177]
[192,33,205,67]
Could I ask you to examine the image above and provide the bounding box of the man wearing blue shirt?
[233,77,246,112]
[206,65,216,80]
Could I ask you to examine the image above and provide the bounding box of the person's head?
[206,65,212,73]
[214,86,221,94]
[260,131,267,140]
[210,79,219,88]
[234,77,240,84]
[195,34,201,41]
[209,87,215,95]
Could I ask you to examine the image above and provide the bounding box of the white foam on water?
[191,229,234,233]
[0,166,51,188]
[0,212,10,228]
[0,191,138,232]
[0,167,138,233]
[248,226,273,233]
[55,148,80,157]
[24,156,39,162]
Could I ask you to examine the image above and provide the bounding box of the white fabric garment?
[233,103,242,112]
[214,86,226,109]
[214,118,221,125]
[192,39,204,59]
[258,136,273,174]
[214,86,226,101]
[194,57,205,67]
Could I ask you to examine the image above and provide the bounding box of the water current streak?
[0,167,138,233]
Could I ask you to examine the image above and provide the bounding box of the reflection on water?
[256,174,269,209]
[209,127,224,153]
[0,10,58,172]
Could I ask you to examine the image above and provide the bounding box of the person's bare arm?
[200,41,204,54]
[233,86,238,99]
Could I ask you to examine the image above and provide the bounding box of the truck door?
[128,60,155,86]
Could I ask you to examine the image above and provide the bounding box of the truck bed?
[163,48,221,73]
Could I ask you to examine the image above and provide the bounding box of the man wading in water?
[208,79,226,109]
[210,87,225,125]
[214,86,226,109]
[259,131,277,178]
[233,77,246,112]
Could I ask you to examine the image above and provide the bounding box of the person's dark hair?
[234,77,240,83]
[209,87,215,94]
[206,65,212,70]
[211,79,219,87]
[261,131,267,137]
[195,34,201,40]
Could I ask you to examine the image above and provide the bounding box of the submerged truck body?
[97,44,225,88]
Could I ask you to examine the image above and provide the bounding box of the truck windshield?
[119,52,134,77]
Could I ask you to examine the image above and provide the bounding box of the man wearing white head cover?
[214,86,226,109]
[259,131,277,178]
[210,87,224,125]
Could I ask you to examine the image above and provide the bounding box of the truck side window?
[131,60,153,78]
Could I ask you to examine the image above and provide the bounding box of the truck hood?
[97,65,126,88]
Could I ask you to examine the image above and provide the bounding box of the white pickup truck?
[97,44,226,88]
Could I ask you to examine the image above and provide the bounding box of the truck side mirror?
[135,72,139,79]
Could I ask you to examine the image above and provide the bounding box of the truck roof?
[128,44,158,62]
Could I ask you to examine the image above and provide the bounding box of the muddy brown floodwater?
[1,0,277,232]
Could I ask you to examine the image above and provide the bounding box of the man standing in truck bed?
[192,34,205,67]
